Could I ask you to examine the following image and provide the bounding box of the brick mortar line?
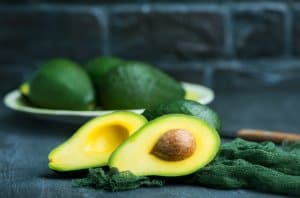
[0,4,105,12]
[222,1,288,10]
[0,2,288,11]
[89,8,111,56]
[110,4,228,13]
[285,4,293,57]
[154,59,300,70]
[223,3,234,58]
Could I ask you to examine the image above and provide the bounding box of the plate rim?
[3,82,214,117]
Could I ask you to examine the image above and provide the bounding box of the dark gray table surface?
[1,90,299,198]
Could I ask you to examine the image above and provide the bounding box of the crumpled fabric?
[73,138,300,196]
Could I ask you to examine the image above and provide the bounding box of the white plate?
[3,82,214,124]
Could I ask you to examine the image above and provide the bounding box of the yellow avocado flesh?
[108,114,220,177]
[48,111,147,171]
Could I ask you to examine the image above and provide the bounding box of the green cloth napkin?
[73,138,300,196]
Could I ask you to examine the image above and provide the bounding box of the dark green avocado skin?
[143,99,221,131]
[99,62,185,109]
[28,59,95,110]
[85,56,124,104]
[85,56,124,86]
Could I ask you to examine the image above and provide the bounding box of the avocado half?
[48,111,147,172]
[108,114,220,177]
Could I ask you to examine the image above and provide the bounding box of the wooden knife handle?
[237,129,300,143]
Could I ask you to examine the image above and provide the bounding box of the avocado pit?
[151,129,196,161]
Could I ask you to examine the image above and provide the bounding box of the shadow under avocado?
[41,169,89,180]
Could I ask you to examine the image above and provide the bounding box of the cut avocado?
[48,111,147,172]
[100,62,185,109]
[27,59,95,110]
[108,114,220,177]
[143,99,221,131]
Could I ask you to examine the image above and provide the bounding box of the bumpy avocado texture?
[108,114,220,177]
[99,62,185,109]
[143,99,221,131]
[85,56,124,104]
[85,56,124,88]
[48,111,147,172]
[27,59,95,110]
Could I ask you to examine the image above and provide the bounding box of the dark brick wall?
[0,3,298,64]
[0,6,105,65]
[110,5,225,61]
[232,4,286,57]
[0,2,300,94]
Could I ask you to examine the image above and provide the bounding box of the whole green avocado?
[85,56,124,86]
[142,99,221,131]
[99,62,185,109]
[85,56,124,104]
[28,59,95,110]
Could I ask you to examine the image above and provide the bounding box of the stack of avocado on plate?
[20,57,185,110]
